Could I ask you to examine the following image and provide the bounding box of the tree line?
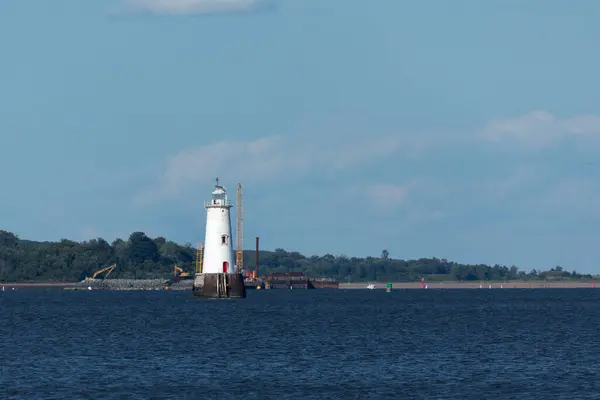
[0,230,594,282]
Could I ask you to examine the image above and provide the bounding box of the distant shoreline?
[1,280,599,289]
[1,282,75,287]
[340,281,599,289]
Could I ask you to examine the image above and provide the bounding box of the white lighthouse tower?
[202,178,235,274]
[193,178,246,298]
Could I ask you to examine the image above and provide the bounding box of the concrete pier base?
[193,273,246,299]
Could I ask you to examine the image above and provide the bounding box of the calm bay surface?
[2,288,600,399]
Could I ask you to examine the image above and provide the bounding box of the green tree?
[127,232,159,264]
[381,249,389,260]
[0,229,595,283]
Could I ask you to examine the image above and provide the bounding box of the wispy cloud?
[481,165,545,205]
[480,110,600,150]
[135,134,431,205]
[455,160,600,221]
[364,182,415,211]
[537,178,600,217]
[125,0,269,15]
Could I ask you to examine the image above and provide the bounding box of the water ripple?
[2,289,600,398]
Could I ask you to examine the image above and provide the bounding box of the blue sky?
[1,0,600,273]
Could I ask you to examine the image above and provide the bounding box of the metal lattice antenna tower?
[235,183,244,273]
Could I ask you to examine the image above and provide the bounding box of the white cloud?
[481,165,545,204]
[126,0,266,15]
[135,134,425,205]
[537,178,600,217]
[367,183,412,210]
[481,110,600,149]
[339,180,422,214]
[470,162,600,220]
[473,110,600,215]
[562,114,600,137]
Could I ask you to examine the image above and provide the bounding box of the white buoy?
[489,284,491,289]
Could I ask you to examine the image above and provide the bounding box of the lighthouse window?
[221,235,228,245]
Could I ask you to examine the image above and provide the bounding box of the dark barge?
[262,272,339,289]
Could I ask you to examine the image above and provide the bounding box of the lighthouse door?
[222,261,229,273]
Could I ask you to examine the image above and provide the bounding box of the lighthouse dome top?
[205,177,232,209]
[212,185,226,196]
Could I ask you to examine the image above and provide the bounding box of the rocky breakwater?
[167,280,194,291]
[71,278,168,291]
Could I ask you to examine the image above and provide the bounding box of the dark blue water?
[2,289,600,399]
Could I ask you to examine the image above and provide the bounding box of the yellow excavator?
[173,265,191,279]
[85,264,116,281]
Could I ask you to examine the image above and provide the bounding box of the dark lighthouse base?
[192,273,246,299]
